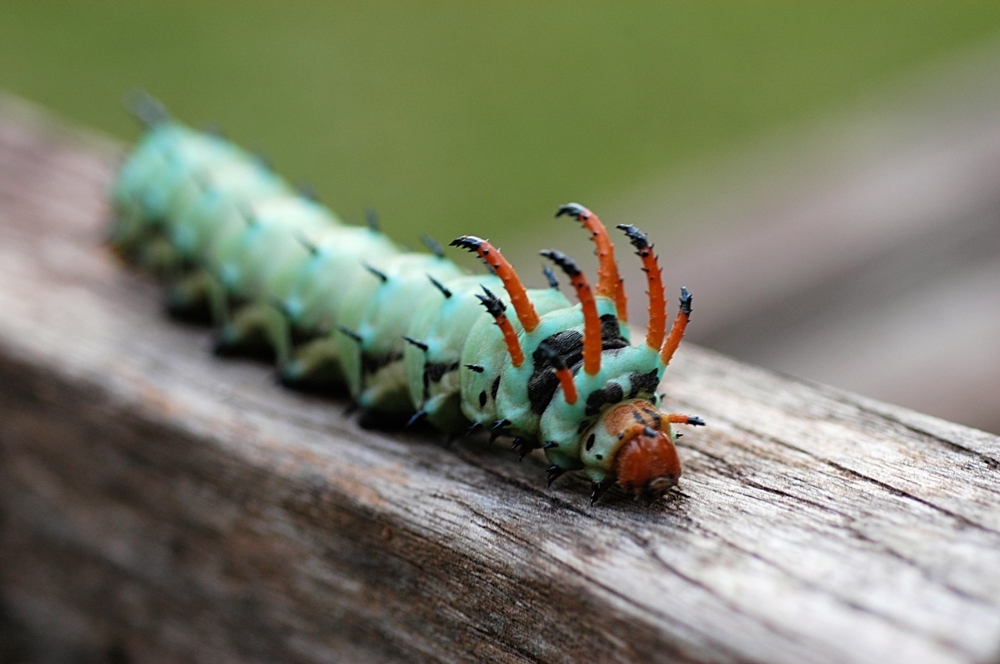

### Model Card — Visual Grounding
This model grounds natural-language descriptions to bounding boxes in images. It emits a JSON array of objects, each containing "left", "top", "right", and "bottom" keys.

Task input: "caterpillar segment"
[{"left": 110, "top": 95, "right": 704, "bottom": 503}]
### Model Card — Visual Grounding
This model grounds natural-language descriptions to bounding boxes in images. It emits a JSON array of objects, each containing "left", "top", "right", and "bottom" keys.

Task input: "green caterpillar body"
[{"left": 110, "top": 97, "right": 703, "bottom": 503}]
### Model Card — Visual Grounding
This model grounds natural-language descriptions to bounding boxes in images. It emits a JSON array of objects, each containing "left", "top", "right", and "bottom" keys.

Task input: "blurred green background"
[{"left": 3, "top": 1, "right": 1000, "bottom": 248}]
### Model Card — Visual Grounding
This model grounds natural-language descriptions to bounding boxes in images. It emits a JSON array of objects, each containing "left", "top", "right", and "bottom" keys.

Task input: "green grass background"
[{"left": 3, "top": 2, "right": 1000, "bottom": 247}]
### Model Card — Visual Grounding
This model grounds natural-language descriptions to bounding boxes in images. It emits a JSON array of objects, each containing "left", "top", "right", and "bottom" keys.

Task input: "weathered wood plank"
[{"left": 2, "top": 96, "right": 1000, "bottom": 664}]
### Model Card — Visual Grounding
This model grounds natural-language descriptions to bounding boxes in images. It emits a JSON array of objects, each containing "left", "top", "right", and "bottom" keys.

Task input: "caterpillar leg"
[
  {"left": 213, "top": 301, "right": 291, "bottom": 366},
  {"left": 280, "top": 336, "right": 345, "bottom": 390},
  {"left": 166, "top": 267, "right": 231, "bottom": 326},
  {"left": 166, "top": 269, "right": 229, "bottom": 324},
  {"left": 355, "top": 359, "right": 414, "bottom": 423},
  {"left": 138, "top": 233, "right": 181, "bottom": 276},
  {"left": 420, "top": 391, "right": 467, "bottom": 435}
]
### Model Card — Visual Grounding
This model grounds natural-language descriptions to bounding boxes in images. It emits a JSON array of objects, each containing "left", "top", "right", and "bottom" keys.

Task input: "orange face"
[{"left": 603, "top": 402, "right": 682, "bottom": 499}]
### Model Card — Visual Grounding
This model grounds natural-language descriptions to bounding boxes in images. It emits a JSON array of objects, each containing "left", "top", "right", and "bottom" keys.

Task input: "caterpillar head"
[
  {"left": 615, "top": 425, "right": 681, "bottom": 499},
  {"left": 594, "top": 400, "right": 682, "bottom": 500},
  {"left": 578, "top": 398, "right": 705, "bottom": 502}
]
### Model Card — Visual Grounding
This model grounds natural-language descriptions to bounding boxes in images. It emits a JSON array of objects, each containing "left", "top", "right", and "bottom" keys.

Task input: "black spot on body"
[
  {"left": 479, "top": 390, "right": 488, "bottom": 408},
  {"left": 585, "top": 433, "right": 596, "bottom": 451},
  {"left": 490, "top": 375, "right": 501, "bottom": 399}
]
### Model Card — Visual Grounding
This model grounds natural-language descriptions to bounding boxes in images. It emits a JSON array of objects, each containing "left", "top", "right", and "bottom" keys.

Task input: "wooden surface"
[{"left": 2, "top": 96, "right": 1000, "bottom": 664}]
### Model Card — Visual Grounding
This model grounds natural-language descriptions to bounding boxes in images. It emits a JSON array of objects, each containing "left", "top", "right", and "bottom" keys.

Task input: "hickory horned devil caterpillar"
[{"left": 109, "top": 93, "right": 705, "bottom": 505}]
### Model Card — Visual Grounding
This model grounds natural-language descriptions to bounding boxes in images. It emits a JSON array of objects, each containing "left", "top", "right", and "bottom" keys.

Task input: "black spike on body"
[
  {"left": 428, "top": 275, "right": 452, "bottom": 298},
  {"left": 476, "top": 286, "right": 507, "bottom": 319},
  {"left": 491, "top": 418, "right": 511, "bottom": 430},
  {"left": 464, "top": 363, "right": 485, "bottom": 373},
  {"left": 253, "top": 151, "right": 273, "bottom": 170},
  {"left": 679, "top": 287, "right": 693, "bottom": 316},
  {"left": 546, "top": 465, "right": 566, "bottom": 487},
  {"left": 420, "top": 234, "right": 445, "bottom": 258},
  {"left": 542, "top": 265, "right": 560, "bottom": 289},
  {"left": 192, "top": 173, "right": 213, "bottom": 194},
  {"left": 687, "top": 416, "right": 706, "bottom": 427},
  {"left": 268, "top": 296, "right": 292, "bottom": 318},
  {"left": 238, "top": 204, "right": 258, "bottom": 227},
  {"left": 406, "top": 409, "right": 428, "bottom": 428},
  {"left": 555, "top": 202, "right": 591, "bottom": 221},
  {"left": 295, "top": 233, "right": 319, "bottom": 256},
  {"left": 590, "top": 481, "right": 610, "bottom": 505},
  {"left": 123, "top": 89, "right": 169, "bottom": 128},
  {"left": 337, "top": 326, "right": 363, "bottom": 343},
  {"left": 616, "top": 223, "right": 650, "bottom": 251},
  {"left": 449, "top": 235, "right": 484, "bottom": 252},
  {"left": 539, "top": 250, "right": 581, "bottom": 277},
  {"left": 365, "top": 208, "right": 380, "bottom": 232},
  {"left": 403, "top": 336, "right": 429, "bottom": 352},
  {"left": 365, "top": 263, "right": 388, "bottom": 283},
  {"left": 298, "top": 182, "right": 319, "bottom": 201},
  {"left": 489, "top": 419, "right": 512, "bottom": 443},
  {"left": 543, "top": 440, "right": 558, "bottom": 449},
  {"left": 202, "top": 122, "right": 225, "bottom": 138},
  {"left": 464, "top": 421, "right": 483, "bottom": 437}
]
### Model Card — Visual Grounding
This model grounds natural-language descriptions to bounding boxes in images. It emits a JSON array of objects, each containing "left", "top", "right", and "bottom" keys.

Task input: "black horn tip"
[
  {"left": 450, "top": 235, "right": 484, "bottom": 251},
  {"left": 556, "top": 202, "right": 590, "bottom": 220}
]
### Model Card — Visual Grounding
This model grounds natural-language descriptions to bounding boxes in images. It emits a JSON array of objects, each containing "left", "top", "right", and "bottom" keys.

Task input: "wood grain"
[{"left": 2, "top": 96, "right": 999, "bottom": 664}]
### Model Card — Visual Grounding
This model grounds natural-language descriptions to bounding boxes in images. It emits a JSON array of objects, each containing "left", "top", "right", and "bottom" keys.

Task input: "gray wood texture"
[{"left": 2, "top": 96, "right": 1000, "bottom": 664}]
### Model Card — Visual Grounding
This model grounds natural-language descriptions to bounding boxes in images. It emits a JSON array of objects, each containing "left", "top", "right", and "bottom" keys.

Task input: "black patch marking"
[
  {"left": 421, "top": 361, "right": 457, "bottom": 400},
  {"left": 585, "top": 433, "right": 596, "bottom": 451},
  {"left": 479, "top": 390, "right": 488, "bottom": 408},
  {"left": 361, "top": 350, "right": 403, "bottom": 378},
  {"left": 585, "top": 382, "right": 624, "bottom": 417},
  {"left": 526, "top": 314, "right": 628, "bottom": 415},
  {"left": 628, "top": 369, "right": 661, "bottom": 399}
]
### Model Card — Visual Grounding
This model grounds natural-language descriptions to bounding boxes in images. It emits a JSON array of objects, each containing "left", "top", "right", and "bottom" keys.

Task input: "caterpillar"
[{"left": 109, "top": 93, "right": 704, "bottom": 504}]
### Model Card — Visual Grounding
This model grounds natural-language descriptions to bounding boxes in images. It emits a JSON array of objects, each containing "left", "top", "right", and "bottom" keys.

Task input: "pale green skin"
[
  {"left": 110, "top": 124, "right": 251, "bottom": 268},
  {"left": 335, "top": 253, "right": 465, "bottom": 414},
  {"left": 111, "top": 119, "right": 676, "bottom": 485}
]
